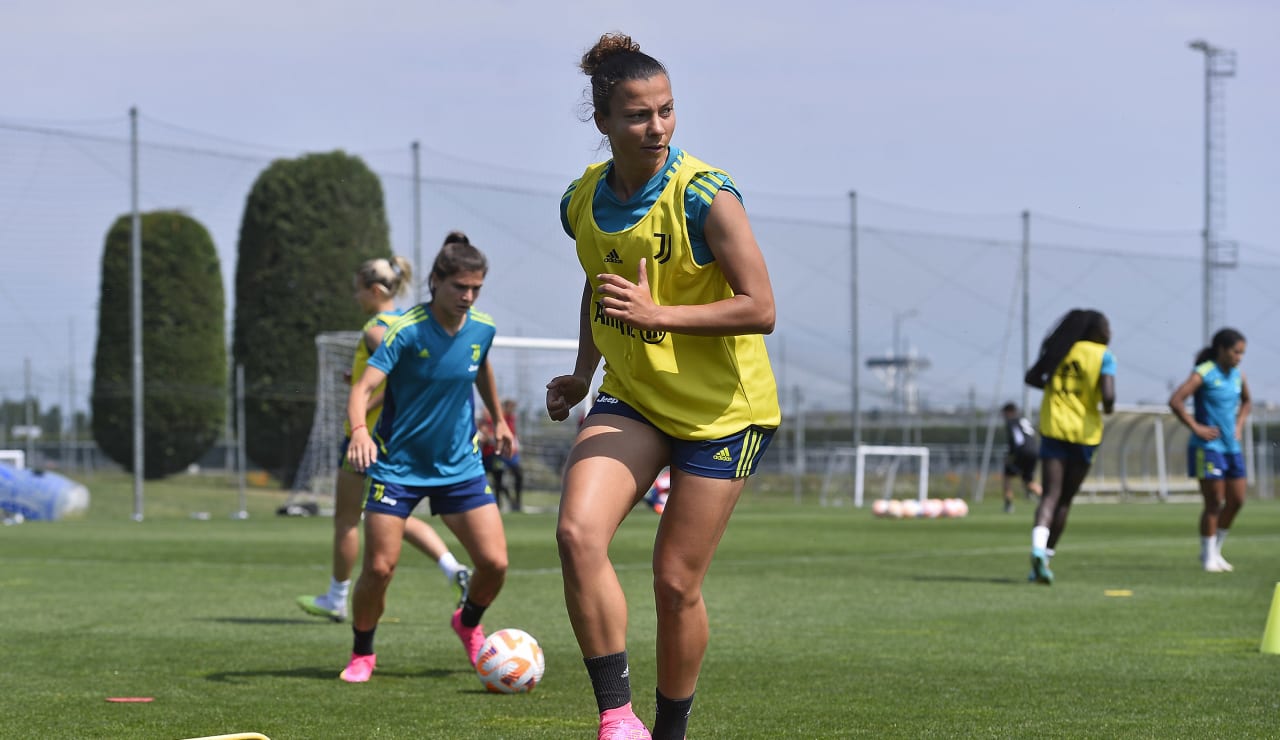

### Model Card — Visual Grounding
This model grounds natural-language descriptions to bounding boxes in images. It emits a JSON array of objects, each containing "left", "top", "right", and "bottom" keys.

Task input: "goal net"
[{"left": 287, "top": 331, "right": 582, "bottom": 513}]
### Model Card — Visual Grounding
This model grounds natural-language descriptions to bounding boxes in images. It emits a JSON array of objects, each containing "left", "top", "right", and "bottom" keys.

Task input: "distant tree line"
[{"left": 0, "top": 400, "right": 88, "bottom": 444}]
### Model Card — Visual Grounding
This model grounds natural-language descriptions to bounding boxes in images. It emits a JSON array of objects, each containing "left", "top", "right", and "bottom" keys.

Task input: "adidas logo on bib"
[{"left": 603, "top": 249, "right": 623, "bottom": 264}]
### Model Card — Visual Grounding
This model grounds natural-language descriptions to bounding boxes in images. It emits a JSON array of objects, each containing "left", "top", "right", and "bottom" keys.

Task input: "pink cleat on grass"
[
  {"left": 451, "top": 608, "right": 486, "bottom": 667},
  {"left": 598, "top": 703, "right": 651, "bottom": 740},
  {"left": 339, "top": 652, "right": 376, "bottom": 683}
]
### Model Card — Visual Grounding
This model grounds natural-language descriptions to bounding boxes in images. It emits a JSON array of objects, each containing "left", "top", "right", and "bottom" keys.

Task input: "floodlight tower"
[
  {"left": 1188, "top": 39, "right": 1237, "bottom": 345},
  {"left": 866, "top": 310, "right": 930, "bottom": 414}
]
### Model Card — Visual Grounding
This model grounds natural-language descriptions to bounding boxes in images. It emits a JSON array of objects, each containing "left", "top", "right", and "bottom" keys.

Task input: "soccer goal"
[
  {"left": 819, "top": 445, "right": 930, "bottom": 507},
  {"left": 287, "top": 331, "right": 581, "bottom": 514}
]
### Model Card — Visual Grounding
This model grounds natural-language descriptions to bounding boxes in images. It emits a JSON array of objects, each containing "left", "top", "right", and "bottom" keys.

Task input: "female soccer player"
[
  {"left": 1168, "top": 328, "right": 1251, "bottom": 572},
  {"left": 296, "top": 253, "right": 471, "bottom": 623},
  {"left": 1023, "top": 309, "right": 1116, "bottom": 585},
  {"left": 546, "top": 32, "right": 780, "bottom": 740},
  {"left": 339, "top": 235, "right": 512, "bottom": 683}
]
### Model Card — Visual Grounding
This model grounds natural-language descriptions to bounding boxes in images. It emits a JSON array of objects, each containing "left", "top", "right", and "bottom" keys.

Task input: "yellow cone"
[{"left": 1262, "top": 583, "right": 1280, "bottom": 655}]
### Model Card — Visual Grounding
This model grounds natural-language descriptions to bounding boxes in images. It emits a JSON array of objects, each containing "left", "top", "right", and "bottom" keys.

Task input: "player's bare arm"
[
  {"left": 597, "top": 190, "right": 774, "bottom": 337},
  {"left": 346, "top": 365, "right": 384, "bottom": 471}
]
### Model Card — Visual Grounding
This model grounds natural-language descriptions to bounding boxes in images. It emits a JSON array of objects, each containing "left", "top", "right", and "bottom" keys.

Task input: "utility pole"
[
  {"left": 849, "top": 191, "right": 860, "bottom": 448},
  {"left": 412, "top": 141, "right": 423, "bottom": 304},
  {"left": 129, "top": 106, "right": 145, "bottom": 521},
  {"left": 1188, "top": 39, "right": 1237, "bottom": 344},
  {"left": 1020, "top": 210, "right": 1030, "bottom": 415}
]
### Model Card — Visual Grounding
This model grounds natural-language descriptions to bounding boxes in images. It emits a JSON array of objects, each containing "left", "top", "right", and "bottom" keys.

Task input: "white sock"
[
  {"left": 1045, "top": 548, "right": 1056, "bottom": 560},
  {"left": 327, "top": 577, "right": 350, "bottom": 604},
  {"left": 1215, "top": 529, "right": 1229, "bottom": 547},
  {"left": 437, "top": 552, "right": 466, "bottom": 581},
  {"left": 1200, "top": 537, "right": 1214, "bottom": 563},
  {"left": 1032, "top": 526, "right": 1050, "bottom": 552}
]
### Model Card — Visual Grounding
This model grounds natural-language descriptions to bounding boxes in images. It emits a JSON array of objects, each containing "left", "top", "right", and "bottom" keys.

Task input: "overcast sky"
[{"left": 2, "top": 0, "right": 1276, "bottom": 419}]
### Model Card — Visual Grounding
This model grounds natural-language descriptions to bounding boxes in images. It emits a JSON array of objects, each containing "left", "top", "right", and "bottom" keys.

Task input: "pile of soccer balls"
[
  {"left": 870, "top": 497, "right": 969, "bottom": 519},
  {"left": 475, "top": 628, "right": 546, "bottom": 694}
]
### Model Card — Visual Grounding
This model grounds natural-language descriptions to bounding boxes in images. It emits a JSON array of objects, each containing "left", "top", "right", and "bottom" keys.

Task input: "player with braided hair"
[{"left": 1025, "top": 309, "right": 1116, "bottom": 585}]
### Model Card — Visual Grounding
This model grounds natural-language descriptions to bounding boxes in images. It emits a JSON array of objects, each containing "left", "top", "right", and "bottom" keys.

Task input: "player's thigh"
[
  {"left": 334, "top": 469, "right": 366, "bottom": 527},
  {"left": 1224, "top": 475, "right": 1247, "bottom": 504},
  {"left": 559, "top": 414, "right": 668, "bottom": 536},
  {"left": 1040, "top": 457, "right": 1065, "bottom": 498},
  {"left": 362, "top": 511, "right": 407, "bottom": 571},
  {"left": 653, "top": 472, "right": 747, "bottom": 579},
  {"left": 1199, "top": 477, "right": 1225, "bottom": 504},
  {"left": 442, "top": 503, "right": 508, "bottom": 570}
]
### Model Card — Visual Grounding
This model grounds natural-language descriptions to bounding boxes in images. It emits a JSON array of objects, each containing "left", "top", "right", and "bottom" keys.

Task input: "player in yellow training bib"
[
  {"left": 546, "top": 31, "right": 781, "bottom": 740},
  {"left": 1023, "top": 308, "right": 1116, "bottom": 585}
]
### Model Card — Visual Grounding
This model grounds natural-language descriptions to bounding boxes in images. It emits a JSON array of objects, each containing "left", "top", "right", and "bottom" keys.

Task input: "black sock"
[
  {"left": 583, "top": 651, "right": 632, "bottom": 713},
  {"left": 460, "top": 598, "right": 487, "bottom": 628},
  {"left": 352, "top": 626, "right": 376, "bottom": 656},
  {"left": 652, "top": 689, "right": 694, "bottom": 740}
]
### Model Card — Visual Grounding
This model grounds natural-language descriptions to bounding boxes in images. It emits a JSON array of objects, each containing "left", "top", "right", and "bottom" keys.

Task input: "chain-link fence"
[{"left": 2, "top": 115, "right": 1277, "bottom": 493}]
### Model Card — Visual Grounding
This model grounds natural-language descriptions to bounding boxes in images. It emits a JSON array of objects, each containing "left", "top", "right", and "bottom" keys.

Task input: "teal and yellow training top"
[{"left": 563, "top": 147, "right": 780, "bottom": 440}]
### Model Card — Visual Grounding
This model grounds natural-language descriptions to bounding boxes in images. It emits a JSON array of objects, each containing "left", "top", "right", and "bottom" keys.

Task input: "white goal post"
[
  {"left": 820, "top": 445, "right": 930, "bottom": 508},
  {"left": 287, "top": 331, "right": 580, "bottom": 513}
]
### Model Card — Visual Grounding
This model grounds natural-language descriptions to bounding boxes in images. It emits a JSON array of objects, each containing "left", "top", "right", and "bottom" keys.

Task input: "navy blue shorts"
[
  {"left": 363, "top": 474, "right": 494, "bottom": 517},
  {"left": 586, "top": 392, "right": 775, "bottom": 479},
  {"left": 1188, "top": 448, "right": 1246, "bottom": 480},
  {"left": 1039, "top": 436, "right": 1097, "bottom": 465}
]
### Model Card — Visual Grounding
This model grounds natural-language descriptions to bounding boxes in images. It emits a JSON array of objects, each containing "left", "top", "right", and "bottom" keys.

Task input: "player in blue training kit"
[
  {"left": 339, "top": 234, "right": 513, "bottom": 683},
  {"left": 296, "top": 255, "right": 471, "bottom": 624},
  {"left": 1169, "top": 328, "right": 1251, "bottom": 572}
]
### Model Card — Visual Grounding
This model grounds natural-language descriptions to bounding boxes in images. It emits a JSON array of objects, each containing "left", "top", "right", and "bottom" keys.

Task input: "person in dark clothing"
[{"left": 1001, "top": 402, "right": 1041, "bottom": 514}]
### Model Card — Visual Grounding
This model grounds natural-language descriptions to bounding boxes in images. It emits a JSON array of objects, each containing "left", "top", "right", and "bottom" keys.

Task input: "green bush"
[
  {"left": 232, "top": 151, "right": 391, "bottom": 485},
  {"left": 91, "top": 211, "right": 227, "bottom": 478}
]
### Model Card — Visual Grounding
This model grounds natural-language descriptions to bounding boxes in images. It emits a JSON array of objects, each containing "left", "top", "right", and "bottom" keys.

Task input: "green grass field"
[{"left": 3, "top": 472, "right": 1279, "bottom": 739}]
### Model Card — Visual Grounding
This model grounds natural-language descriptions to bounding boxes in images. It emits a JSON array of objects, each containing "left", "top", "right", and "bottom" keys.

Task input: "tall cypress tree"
[
  {"left": 91, "top": 210, "right": 227, "bottom": 478},
  {"left": 233, "top": 151, "right": 391, "bottom": 485}
]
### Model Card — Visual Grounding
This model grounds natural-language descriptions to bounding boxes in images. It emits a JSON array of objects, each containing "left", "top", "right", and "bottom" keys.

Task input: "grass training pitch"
[{"left": 3, "top": 472, "right": 1279, "bottom": 738}]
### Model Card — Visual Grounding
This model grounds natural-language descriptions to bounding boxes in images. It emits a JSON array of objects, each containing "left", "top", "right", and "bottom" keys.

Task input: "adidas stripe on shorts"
[{"left": 586, "top": 392, "right": 775, "bottom": 479}]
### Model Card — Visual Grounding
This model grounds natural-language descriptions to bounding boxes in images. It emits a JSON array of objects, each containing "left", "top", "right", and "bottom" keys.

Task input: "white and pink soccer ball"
[{"left": 475, "top": 628, "right": 546, "bottom": 694}]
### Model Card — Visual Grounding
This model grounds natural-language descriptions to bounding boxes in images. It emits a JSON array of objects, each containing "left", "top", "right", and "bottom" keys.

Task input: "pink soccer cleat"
[
  {"left": 339, "top": 652, "right": 376, "bottom": 683},
  {"left": 451, "top": 608, "right": 486, "bottom": 667},
  {"left": 598, "top": 703, "right": 651, "bottom": 740}
]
